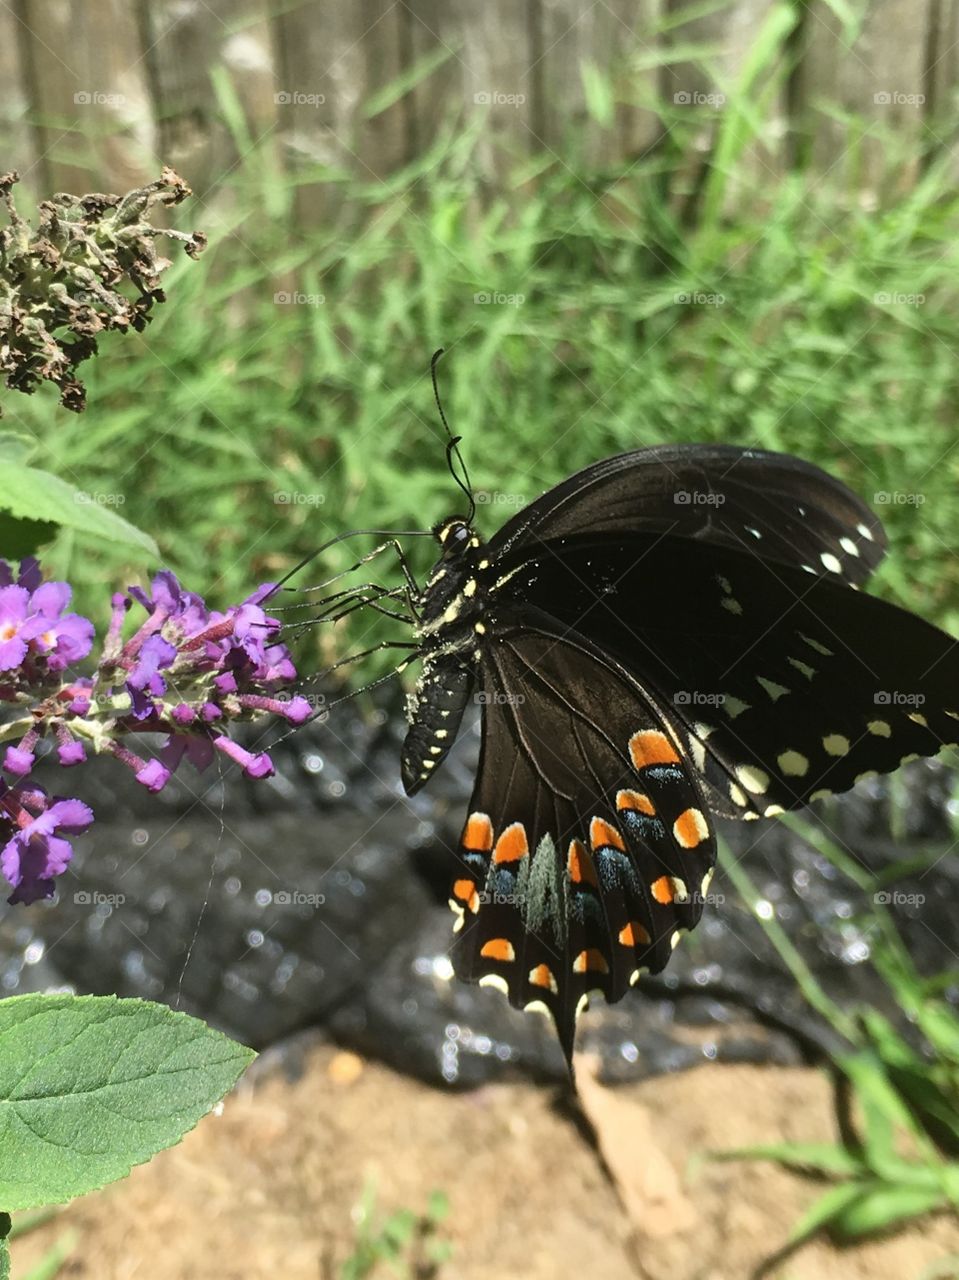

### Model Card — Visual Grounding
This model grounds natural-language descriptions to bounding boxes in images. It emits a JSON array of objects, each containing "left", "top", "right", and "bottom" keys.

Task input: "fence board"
[
  {"left": 218, "top": 0, "right": 278, "bottom": 144},
  {"left": 13, "top": 0, "right": 85, "bottom": 194},
  {"left": 3, "top": 0, "right": 959, "bottom": 210},
  {"left": 926, "top": 0, "right": 959, "bottom": 126},
  {"left": 136, "top": 0, "right": 258, "bottom": 195},
  {"left": 271, "top": 0, "right": 407, "bottom": 225},
  {"left": 403, "top": 0, "right": 466, "bottom": 159},
  {"left": 795, "top": 0, "right": 933, "bottom": 197},
  {"left": 14, "top": 0, "right": 150, "bottom": 195},
  {"left": 0, "top": 6, "right": 32, "bottom": 181},
  {"left": 449, "top": 0, "right": 539, "bottom": 179},
  {"left": 536, "top": 0, "right": 663, "bottom": 168},
  {"left": 658, "top": 0, "right": 788, "bottom": 215}
]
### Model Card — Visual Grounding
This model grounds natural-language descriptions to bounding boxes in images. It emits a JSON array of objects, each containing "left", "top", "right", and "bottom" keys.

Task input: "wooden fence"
[{"left": 0, "top": 0, "right": 954, "bottom": 210}]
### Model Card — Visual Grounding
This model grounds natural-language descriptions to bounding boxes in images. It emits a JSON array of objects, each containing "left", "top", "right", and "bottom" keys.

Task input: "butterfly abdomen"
[{"left": 401, "top": 659, "right": 474, "bottom": 795}]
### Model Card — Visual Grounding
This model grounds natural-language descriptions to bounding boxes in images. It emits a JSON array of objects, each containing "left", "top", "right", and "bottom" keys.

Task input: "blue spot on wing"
[
  {"left": 642, "top": 764, "right": 685, "bottom": 785},
  {"left": 596, "top": 847, "right": 643, "bottom": 895},
  {"left": 620, "top": 809, "right": 667, "bottom": 843}
]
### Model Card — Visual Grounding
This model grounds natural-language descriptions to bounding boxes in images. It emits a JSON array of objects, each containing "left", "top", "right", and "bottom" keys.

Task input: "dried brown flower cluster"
[{"left": 0, "top": 166, "right": 207, "bottom": 414}]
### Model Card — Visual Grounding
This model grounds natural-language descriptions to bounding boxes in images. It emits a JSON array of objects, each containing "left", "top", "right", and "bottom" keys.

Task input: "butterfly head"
[{"left": 432, "top": 516, "right": 481, "bottom": 557}]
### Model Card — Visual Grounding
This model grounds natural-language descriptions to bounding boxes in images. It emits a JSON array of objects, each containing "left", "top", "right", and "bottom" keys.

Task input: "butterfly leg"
[{"left": 280, "top": 583, "right": 415, "bottom": 623}]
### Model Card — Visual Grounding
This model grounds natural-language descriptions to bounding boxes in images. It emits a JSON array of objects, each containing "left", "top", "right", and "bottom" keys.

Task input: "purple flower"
[
  {"left": 4, "top": 745, "right": 36, "bottom": 776},
  {"left": 160, "top": 733, "right": 214, "bottom": 774},
  {"left": 0, "top": 579, "right": 93, "bottom": 674},
  {"left": 0, "top": 585, "right": 33, "bottom": 671},
  {"left": 126, "top": 632, "right": 177, "bottom": 717},
  {"left": 57, "top": 739, "right": 87, "bottom": 767},
  {"left": 0, "top": 561, "right": 306, "bottom": 904},
  {"left": 0, "top": 793, "right": 93, "bottom": 905},
  {"left": 213, "top": 736, "right": 274, "bottom": 778}
]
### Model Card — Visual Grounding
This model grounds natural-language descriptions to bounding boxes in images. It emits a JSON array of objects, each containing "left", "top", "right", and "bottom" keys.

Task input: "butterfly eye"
[{"left": 453, "top": 524, "right": 469, "bottom": 543}]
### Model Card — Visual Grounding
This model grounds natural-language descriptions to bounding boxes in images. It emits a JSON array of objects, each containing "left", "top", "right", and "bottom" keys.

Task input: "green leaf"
[
  {"left": 22, "top": 1233, "right": 76, "bottom": 1280},
  {"left": 427, "top": 1189, "right": 449, "bottom": 1222},
  {"left": 0, "top": 433, "right": 36, "bottom": 464},
  {"left": 0, "top": 1236, "right": 7, "bottom": 1280},
  {"left": 788, "top": 1181, "right": 870, "bottom": 1244},
  {"left": 0, "top": 463, "right": 158, "bottom": 558},
  {"left": 832, "top": 1184, "right": 947, "bottom": 1239},
  {"left": 0, "top": 993, "right": 255, "bottom": 1210},
  {"left": 716, "top": 1142, "right": 866, "bottom": 1178},
  {"left": 362, "top": 43, "right": 457, "bottom": 120},
  {"left": 0, "top": 513, "right": 58, "bottom": 559},
  {"left": 580, "top": 61, "right": 615, "bottom": 128}
]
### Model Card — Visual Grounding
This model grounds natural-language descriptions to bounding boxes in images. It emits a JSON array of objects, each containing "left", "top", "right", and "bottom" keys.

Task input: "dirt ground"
[{"left": 12, "top": 1044, "right": 959, "bottom": 1280}]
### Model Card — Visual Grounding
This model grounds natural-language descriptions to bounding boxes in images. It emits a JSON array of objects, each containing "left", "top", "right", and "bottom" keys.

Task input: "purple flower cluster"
[
  {"left": 0, "top": 557, "right": 94, "bottom": 685},
  {"left": 0, "top": 560, "right": 311, "bottom": 904}
]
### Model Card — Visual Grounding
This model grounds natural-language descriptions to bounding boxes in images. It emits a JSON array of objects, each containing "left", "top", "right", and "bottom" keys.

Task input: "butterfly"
[{"left": 389, "top": 392, "right": 959, "bottom": 1067}]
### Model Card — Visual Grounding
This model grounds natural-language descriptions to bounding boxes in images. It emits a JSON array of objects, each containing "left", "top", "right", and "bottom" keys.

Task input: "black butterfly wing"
[
  {"left": 481, "top": 532, "right": 959, "bottom": 822},
  {"left": 451, "top": 619, "right": 717, "bottom": 1063},
  {"left": 490, "top": 445, "right": 886, "bottom": 588}
]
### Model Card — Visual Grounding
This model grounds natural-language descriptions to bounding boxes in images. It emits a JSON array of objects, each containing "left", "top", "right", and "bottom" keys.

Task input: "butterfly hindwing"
[{"left": 449, "top": 624, "right": 717, "bottom": 1061}]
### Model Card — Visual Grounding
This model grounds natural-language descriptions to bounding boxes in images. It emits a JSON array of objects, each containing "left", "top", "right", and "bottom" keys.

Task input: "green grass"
[
  {"left": 341, "top": 1184, "right": 451, "bottom": 1280},
  {"left": 719, "top": 824, "right": 959, "bottom": 1265},
  {"left": 4, "top": 66, "right": 959, "bottom": 671}
]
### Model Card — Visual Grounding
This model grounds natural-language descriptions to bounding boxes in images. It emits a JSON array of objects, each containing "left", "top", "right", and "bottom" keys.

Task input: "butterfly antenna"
[{"left": 431, "top": 348, "right": 476, "bottom": 523}]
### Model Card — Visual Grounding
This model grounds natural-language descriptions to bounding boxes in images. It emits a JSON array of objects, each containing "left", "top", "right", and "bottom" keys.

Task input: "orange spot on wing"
[
  {"left": 567, "top": 838, "right": 599, "bottom": 886},
  {"left": 529, "top": 963, "right": 558, "bottom": 993},
  {"left": 493, "top": 822, "right": 529, "bottom": 864},
  {"left": 590, "top": 816, "right": 626, "bottom": 852},
  {"left": 651, "top": 875, "right": 674, "bottom": 905},
  {"left": 673, "top": 807, "right": 709, "bottom": 849},
  {"left": 616, "top": 789, "right": 656, "bottom": 816},
  {"left": 453, "top": 879, "right": 479, "bottom": 912},
  {"left": 573, "top": 948, "right": 609, "bottom": 974},
  {"left": 462, "top": 812, "right": 493, "bottom": 852},
  {"left": 480, "top": 937, "right": 515, "bottom": 962},
  {"left": 619, "top": 921, "right": 651, "bottom": 947},
  {"left": 629, "top": 729, "right": 681, "bottom": 770}
]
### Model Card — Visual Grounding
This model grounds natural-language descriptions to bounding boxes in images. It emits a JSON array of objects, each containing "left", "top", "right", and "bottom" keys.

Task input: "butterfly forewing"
[
  {"left": 490, "top": 445, "right": 886, "bottom": 588},
  {"left": 483, "top": 533, "right": 959, "bottom": 823}
]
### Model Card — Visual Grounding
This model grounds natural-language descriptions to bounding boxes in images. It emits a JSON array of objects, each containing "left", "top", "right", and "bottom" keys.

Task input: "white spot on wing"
[{"left": 735, "top": 765, "right": 770, "bottom": 795}]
